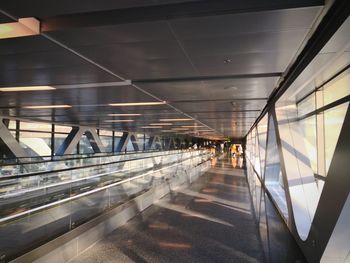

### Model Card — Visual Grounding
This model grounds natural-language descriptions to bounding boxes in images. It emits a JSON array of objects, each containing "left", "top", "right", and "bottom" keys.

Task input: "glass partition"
[{"left": 0, "top": 149, "right": 211, "bottom": 261}]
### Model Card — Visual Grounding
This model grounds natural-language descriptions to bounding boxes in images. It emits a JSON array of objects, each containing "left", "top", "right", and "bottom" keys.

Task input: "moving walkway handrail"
[
  {"left": 0, "top": 149, "right": 165, "bottom": 167},
  {"left": 0, "top": 149, "right": 184, "bottom": 178},
  {"left": 0, "top": 149, "right": 202, "bottom": 181},
  {"left": 0, "top": 150, "right": 210, "bottom": 224}
]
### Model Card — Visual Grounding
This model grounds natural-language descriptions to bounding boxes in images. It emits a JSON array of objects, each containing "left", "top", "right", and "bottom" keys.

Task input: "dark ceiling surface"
[{"left": 0, "top": 1, "right": 324, "bottom": 139}]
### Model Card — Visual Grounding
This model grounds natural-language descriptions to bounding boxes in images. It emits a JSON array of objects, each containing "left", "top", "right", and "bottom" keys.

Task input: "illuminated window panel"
[
  {"left": 324, "top": 102, "right": 349, "bottom": 174},
  {"left": 323, "top": 71, "right": 350, "bottom": 106}
]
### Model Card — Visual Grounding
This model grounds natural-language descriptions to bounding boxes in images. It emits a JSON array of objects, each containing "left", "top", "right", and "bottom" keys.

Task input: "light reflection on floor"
[
  {"left": 72, "top": 157, "right": 266, "bottom": 263},
  {"left": 158, "top": 241, "right": 192, "bottom": 250}
]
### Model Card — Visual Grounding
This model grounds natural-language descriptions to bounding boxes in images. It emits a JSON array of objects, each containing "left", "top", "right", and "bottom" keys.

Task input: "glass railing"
[
  {"left": 0, "top": 149, "right": 211, "bottom": 261},
  {"left": 0, "top": 149, "right": 183, "bottom": 177}
]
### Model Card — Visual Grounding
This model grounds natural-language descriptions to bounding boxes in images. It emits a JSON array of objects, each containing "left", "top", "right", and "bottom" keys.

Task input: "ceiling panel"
[
  {"left": 171, "top": 100, "right": 265, "bottom": 112},
  {"left": 0, "top": 0, "right": 200, "bottom": 18},
  {"left": 139, "top": 77, "right": 278, "bottom": 100},
  {"left": 169, "top": 7, "right": 321, "bottom": 38},
  {"left": 0, "top": 3, "right": 324, "bottom": 139},
  {"left": 0, "top": 36, "right": 121, "bottom": 86},
  {"left": 0, "top": 12, "right": 14, "bottom": 23},
  {"left": 0, "top": 85, "right": 162, "bottom": 108},
  {"left": 191, "top": 111, "right": 260, "bottom": 119}
]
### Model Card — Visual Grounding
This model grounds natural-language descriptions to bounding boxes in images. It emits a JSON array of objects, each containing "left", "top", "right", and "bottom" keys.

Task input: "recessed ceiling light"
[
  {"left": 23, "top": 105, "right": 71, "bottom": 109},
  {"left": 108, "top": 113, "right": 142, "bottom": 116},
  {"left": 0, "top": 86, "right": 55, "bottom": 92},
  {"left": 109, "top": 101, "right": 166, "bottom": 106},
  {"left": 141, "top": 126, "right": 162, "bottom": 129},
  {"left": 159, "top": 118, "right": 192, "bottom": 122},
  {"left": 150, "top": 123, "right": 172, "bottom": 126},
  {"left": 104, "top": 120, "right": 134, "bottom": 123}
]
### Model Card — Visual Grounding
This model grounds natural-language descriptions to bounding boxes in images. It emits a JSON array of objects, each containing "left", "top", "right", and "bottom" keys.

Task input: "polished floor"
[{"left": 72, "top": 157, "right": 304, "bottom": 263}]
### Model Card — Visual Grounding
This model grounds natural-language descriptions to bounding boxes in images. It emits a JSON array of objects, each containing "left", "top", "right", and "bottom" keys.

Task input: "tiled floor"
[{"left": 71, "top": 158, "right": 276, "bottom": 263}]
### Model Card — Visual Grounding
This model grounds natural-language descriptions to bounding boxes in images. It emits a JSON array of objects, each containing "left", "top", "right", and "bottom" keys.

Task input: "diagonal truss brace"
[
  {"left": 56, "top": 126, "right": 106, "bottom": 155},
  {"left": 115, "top": 132, "right": 141, "bottom": 152},
  {"left": 0, "top": 118, "right": 27, "bottom": 158},
  {"left": 147, "top": 136, "right": 162, "bottom": 151}
]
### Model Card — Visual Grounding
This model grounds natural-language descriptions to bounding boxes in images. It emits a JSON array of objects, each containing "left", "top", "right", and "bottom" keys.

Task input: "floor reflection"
[{"left": 72, "top": 158, "right": 306, "bottom": 263}]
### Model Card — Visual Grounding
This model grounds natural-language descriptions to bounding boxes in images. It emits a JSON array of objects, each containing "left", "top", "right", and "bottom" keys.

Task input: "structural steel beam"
[
  {"left": 147, "top": 136, "right": 162, "bottom": 151},
  {"left": 56, "top": 127, "right": 106, "bottom": 155},
  {"left": 304, "top": 104, "right": 350, "bottom": 262},
  {"left": 115, "top": 132, "right": 128, "bottom": 152},
  {"left": 115, "top": 132, "right": 141, "bottom": 152},
  {"left": 0, "top": 118, "right": 27, "bottom": 158},
  {"left": 84, "top": 130, "right": 107, "bottom": 153},
  {"left": 41, "top": 0, "right": 323, "bottom": 31},
  {"left": 164, "top": 138, "right": 176, "bottom": 150}
]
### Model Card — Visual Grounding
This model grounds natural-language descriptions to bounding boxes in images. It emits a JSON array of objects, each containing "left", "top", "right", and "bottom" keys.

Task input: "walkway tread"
[{"left": 72, "top": 158, "right": 264, "bottom": 263}]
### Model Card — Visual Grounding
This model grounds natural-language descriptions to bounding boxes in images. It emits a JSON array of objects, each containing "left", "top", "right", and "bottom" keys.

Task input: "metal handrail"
[
  {"left": 0, "top": 149, "right": 202, "bottom": 181},
  {"left": 0, "top": 149, "right": 164, "bottom": 167}
]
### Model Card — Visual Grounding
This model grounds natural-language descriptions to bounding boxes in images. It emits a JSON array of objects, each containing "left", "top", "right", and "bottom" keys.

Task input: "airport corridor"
[{"left": 72, "top": 157, "right": 265, "bottom": 263}]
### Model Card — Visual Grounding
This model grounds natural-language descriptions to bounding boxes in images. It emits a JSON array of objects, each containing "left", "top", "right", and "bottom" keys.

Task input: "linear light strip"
[
  {"left": 23, "top": 105, "right": 71, "bottom": 109},
  {"left": 104, "top": 120, "right": 134, "bottom": 123},
  {"left": 0, "top": 86, "right": 55, "bottom": 92},
  {"left": 150, "top": 123, "right": 172, "bottom": 126},
  {"left": 108, "top": 113, "right": 142, "bottom": 116},
  {"left": 109, "top": 101, "right": 166, "bottom": 106},
  {"left": 159, "top": 118, "right": 192, "bottom": 121}
]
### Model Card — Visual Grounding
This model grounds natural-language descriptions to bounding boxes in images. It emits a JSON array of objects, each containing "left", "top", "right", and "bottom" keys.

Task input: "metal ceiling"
[{"left": 0, "top": 0, "right": 325, "bottom": 138}]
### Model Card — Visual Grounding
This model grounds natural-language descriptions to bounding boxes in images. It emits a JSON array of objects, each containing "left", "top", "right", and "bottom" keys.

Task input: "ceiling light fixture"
[
  {"left": 0, "top": 18, "right": 40, "bottom": 39},
  {"left": 109, "top": 101, "right": 166, "bottom": 106},
  {"left": 104, "top": 120, "right": 134, "bottom": 123},
  {"left": 23, "top": 105, "right": 71, "bottom": 109},
  {"left": 0, "top": 86, "right": 55, "bottom": 92},
  {"left": 150, "top": 123, "right": 172, "bottom": 126},
  {"left": 108, "top": 113, "right": 142, "bottom": 116},
  {"left": 159, "top": 118, "right": 192, "bottom": 122},
  {"left": 141, "top": 126, "right": 162, "bottom": 129}
]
